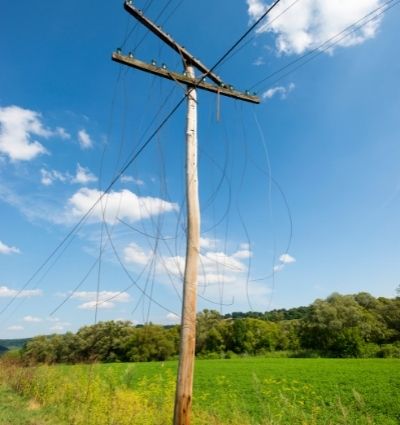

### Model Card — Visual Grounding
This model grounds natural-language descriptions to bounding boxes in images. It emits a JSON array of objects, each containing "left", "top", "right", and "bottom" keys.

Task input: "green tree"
[
  {"left": 301, "top": 293, "right": 390, "bottom": 356},
  {"left": 125, "top": 325, "right": 178, "bottom": 362},
  {"left": 196, "top": 309, "right": 223, "bottom": 353}
]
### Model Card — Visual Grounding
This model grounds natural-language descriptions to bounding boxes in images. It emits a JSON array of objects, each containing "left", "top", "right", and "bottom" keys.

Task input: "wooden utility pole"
[
  {"left": 112, "top": 2, "right": 259, "bottom": 424},
  {"left": 173, "top": 64, "right": 199, "bottom": 425}
]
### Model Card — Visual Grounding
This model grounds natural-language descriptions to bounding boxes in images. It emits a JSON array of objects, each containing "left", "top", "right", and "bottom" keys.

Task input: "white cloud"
[
  {"left": 121, "top": 175, "right": 145, "bottom": 185},
  {"left": 78, "top": 129, "right": 93, "bottom": 149},
  {"left": 273, "top": 264, "right": 285, "bottom": 272},
  {"left": 72, "top": 163, "right": 97, "bottom": 184},
  {"left": 70, "top": 290, "right": 130, "bottom": 310},
  {"left": 40, "top": 168, "right": 68, "bottom": 186},
  {"left": 0, "top": 105, "right": 49, "bottom": 161},
  {"left": 199, "top": 237, "right": 218, "bottom": 249},
  {"left": 166, "top": 312, "right": 180, "bottom": 323},
  {"left": 201, "top": 251, "right": 247, "bottom": 273},
  {"left": 279, "top": 253, "right": 296, "bottom": 264},
  {"left": 49, "top": 321, "right": 71, "bottom": 332},
  {"left": 0, "top": 286, "right": 42, "bottom": 298},
  {"left": 247, "top": 0, "right": 385, "bottom": 55},
  {"left": 233, "top": 249, "right": 252, "bottom": 259},
  {"left": 7, "top": 325, "right": 24, "bottom": 331},
  {"left": 66, "top": 188, "right": 178, "bottom": 224},
  {"left": 124, "top": 243, "right": 250, "bottom": 282},
  {"left": 124, "top": 241, "right": 274, "bottom": 309},
  {"left": 50, "top": 324, "right": 66, "bottom": 331},
  {"left": 124, "top": 242, "right": 152, "bottom": 266},
  {"left": 55, "top": 127, "right": 71, "bottom": 140},
  {"left": 198, "top": 273, "right": 235, "bottom": 284},
  {"left": 71, "top": 291, "right": 130, "bottom": 302},
  {"left": 23, "top": 315, "right": 42, "bottom": 323},
  {"left": 0, "top": 240, "right": 20, "bottom": 255},
  {"left": 40, "top": 163, "right": 97, "bottom": 186},
  {"left": 273, "top": 253, "right": 296, "bottom": 273},
  {"left": 79, "top": 301, "right": 115, "bottom": 310},
  {"left": 262, "top": 83, "right": 295, "bottom": 100}
]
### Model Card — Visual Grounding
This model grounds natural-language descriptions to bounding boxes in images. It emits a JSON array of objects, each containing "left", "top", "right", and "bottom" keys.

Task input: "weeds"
[{"left": 0, "top": 358, "right": 398, "bottom": 424}]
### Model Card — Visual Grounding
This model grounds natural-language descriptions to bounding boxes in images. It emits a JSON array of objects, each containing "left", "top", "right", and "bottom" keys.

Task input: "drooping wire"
[
  {"left": 252, "top": 108, "right": 278, "bottom": 309},
  {"left": 1, "top": 0, "right": 284, "bottom": 318}
]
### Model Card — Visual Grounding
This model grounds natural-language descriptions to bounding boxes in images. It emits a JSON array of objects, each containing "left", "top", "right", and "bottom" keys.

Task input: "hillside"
[{"left": 0, "top": 338, "right": 30, "bottom": 351}]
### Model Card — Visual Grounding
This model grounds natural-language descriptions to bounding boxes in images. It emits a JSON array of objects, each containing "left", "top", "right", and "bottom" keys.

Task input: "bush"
[
  {"left": 359, "top": 343, "right": 381, "bottom": 358},
  {"left": 378, "top": 342, "right": 400, "bottom": 358}
]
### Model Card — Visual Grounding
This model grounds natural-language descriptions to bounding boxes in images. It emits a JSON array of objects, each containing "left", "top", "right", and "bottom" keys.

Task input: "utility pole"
[
  {"left": 173, "top": 63, "right": 199, "bottom": 424},
  {"left": 112, "top": 2, "right": 259, "bottom": 424}
]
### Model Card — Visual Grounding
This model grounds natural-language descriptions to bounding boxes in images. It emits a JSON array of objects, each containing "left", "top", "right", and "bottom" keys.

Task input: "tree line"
[{"left": 15, "top": 292, "right": 400, "bottom": 364}]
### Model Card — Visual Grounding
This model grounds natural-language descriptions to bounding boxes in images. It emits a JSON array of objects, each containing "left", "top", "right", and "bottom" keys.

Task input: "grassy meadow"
[{"left": 1, "top": 358, "right": 399, "bottom": 424}]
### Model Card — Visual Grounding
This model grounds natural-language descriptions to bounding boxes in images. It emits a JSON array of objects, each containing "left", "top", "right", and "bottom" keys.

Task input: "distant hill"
[
  {"left": 0, "top": 338, "right": 30, "bottom": 351},
  {"left": 0, "top": 345, "right": 8, "bottom": 355}
]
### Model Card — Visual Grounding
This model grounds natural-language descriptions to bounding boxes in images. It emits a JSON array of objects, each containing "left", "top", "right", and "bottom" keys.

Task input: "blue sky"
[{"left": 1, "top": 0, "right": 399, "bottom": 338}]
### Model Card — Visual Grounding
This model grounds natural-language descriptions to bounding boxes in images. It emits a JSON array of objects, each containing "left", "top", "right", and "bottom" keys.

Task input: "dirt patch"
[{"left": 27, "top": 399, "right": 41, "bottom": 411}]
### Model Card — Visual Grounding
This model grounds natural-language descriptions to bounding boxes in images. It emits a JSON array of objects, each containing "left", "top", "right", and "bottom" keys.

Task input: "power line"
[
  {"left": 0, "top": 0, "right": 283, "bottom": 318},
  {"left": 216, "top": 0, "right": 302, "bottom": 71},
  {"left": 199, "top": 0, "right": 283, "bottom": 83},
  {"left": 251, "top": 0, "right": 399, "bottom": 91},
  {"left": 120, "top": 0, "right": 156, "bottom": 48},
  {"left": 132, "top": 0, "right": 183, "bottom": 53}
]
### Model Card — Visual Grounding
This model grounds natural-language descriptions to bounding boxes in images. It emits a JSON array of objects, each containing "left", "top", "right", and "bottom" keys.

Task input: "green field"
[{"left": 1, "top": 358, "right": 399, "bottom": 424}]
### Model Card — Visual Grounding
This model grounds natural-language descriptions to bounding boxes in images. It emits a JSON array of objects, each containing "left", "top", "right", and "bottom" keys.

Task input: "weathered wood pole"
[{"left": 173, "top": 63, "right": 200, "bottom": 425}]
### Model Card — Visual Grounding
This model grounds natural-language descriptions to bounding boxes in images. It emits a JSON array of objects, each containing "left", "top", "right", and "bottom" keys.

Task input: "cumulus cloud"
[
  {"left": 0, "top": 240, "right": 20, "bottom": 255},
  {"left": 55, "top": 127, "right": 71, "bottom": 140},
  {"left": 273, "top": 253, "right": 296, "bottom": 273},
  {"left": 23, "top": 315, "right": 42, "bottom": 323},
  {"left": 72, "top": 163, "right": 97, "bottom": 184},
  {"left": 124, "top": 242, "right": 152, "bottom": 266},
  {"left": 78, "top": 129, "right": 93, "bottom": 149},
  {"left": 0, "top": 105, "right": 50, "bottom": 161},
  {"left": 279, "top": 253, "right": 296, "bottom": 264},
  {"left": 247, "top": 0, "right": 385, "bottom": 55},
  {"left": 79, "top": 301, "right": 115, "bottom": 310},
  {"left": 120, "top": 175, "right": 145, "bottom": 185},
  {"left": 233, "top": 248, "right": 253, "bottom": 259},
  {"left": 199, "top": 237, "right": 218, "bottom": 249},
  {"left": 262, "top": 83, "right": 295, "bottom": 100},
  {"left": 0, "top": 286, "right": 42, "bottom": 298},
  {"left": 40, "top": 163, "right": 97, "bottom": 186},
  {"left": 40, "top": 168, "right": 68, "bottom": 186},
  {"left": 198, "top": 273, "right": 235, "bottom": 284},
  {"left": 123, "top": 241, "right": 274, "bottom": 309},
  {"left": 124, "top": 243, "right": 250, "bottom": 283},
  {"left": 50, "top": 322, "right": 71, "bottom": 332},
  {"left": 66, "top": 188, "right": 178, "bottom": 224},
  {"left": 70, "top": 290, "right": 130, "bottom": 310},
  {"left": 166, "top": 312, "right": 180, "bottom": 323}
]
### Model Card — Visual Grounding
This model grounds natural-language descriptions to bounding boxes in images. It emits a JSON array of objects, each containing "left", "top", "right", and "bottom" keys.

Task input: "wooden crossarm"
[
  {"left": 124, "top": 0, "right": 223, "bottom": 86},
  {"left": 112, "top": 52, "right": 260, "bottom": 104}
]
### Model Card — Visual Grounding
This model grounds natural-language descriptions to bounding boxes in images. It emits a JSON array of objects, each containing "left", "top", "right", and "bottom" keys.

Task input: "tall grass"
[
  {"left": 0, "top": 358, "right": 393, "bottom": 424},
  {"left": 0, "top": 361, "right": 177, "bottom": 425}
]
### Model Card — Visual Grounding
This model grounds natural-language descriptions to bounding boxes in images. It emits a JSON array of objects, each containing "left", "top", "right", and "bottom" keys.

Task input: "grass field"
[
  {"left": 1, "top": 358, "right": 399, "bottom": 424},
  {"left": 0, "top": 384, "right": 56, "bottom": 425}
]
